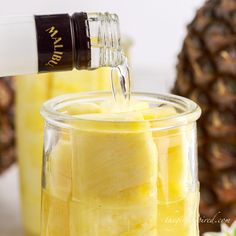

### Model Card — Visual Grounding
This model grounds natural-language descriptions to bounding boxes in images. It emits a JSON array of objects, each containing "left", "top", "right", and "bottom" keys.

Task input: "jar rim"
[{"left": 41, "top": 91, "right": 201, "bottom": 130}]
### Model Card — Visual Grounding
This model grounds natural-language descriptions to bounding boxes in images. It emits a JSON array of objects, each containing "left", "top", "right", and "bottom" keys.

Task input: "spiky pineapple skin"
[
  {"left": 173, "top": 0, "right": 236, "bottom": 234},
  {"left": 0, "top": 77, "right": 15, "bottom": 174}
]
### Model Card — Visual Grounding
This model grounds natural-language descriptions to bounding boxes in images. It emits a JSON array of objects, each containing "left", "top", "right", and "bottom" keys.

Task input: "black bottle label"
[
  {"left": 72, "top": 13, "right": 91, "bottom": 69},
  {"left": 35, "top": 14, "right": 73, "bottom": 72}
]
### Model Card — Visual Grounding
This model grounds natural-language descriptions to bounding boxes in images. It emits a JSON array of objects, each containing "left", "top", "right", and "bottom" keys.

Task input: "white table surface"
[{"left": 0, "top": 67, "right": 174, "bottom": 236}]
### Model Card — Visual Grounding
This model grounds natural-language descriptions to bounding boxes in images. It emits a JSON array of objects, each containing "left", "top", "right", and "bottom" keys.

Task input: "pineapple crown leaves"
[{"left": 203, "top": 221, "right": 236, "bottom": 236}]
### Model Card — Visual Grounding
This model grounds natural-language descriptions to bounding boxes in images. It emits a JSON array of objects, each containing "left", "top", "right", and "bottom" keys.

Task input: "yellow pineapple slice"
[
  {"left": 42, "top": 190, "right": 69, "bottom": 236},
  {"left": 142, "top": 105, "right": 177, "bottom": 120},
  {"left": 58, "top": 102, "right": 102, "bottom": 116},
  {"left": 50, "top": 68, "right": 111, "bottom": 97},
  {"left": 141, "top": 105, "right": 196, "bottom": 236},
  {"left": 70, "top": 112, "right": 158, "bottom": 235},
  {"left": 47, "top": 139, "right": 72, "bottom": 201},
  {"left": 70, "top": 198, "right": 157, "bottom": 236},
  {"left": 46, "top": 102, "right": 105, "bottom": 201},
  {"left": 16, "top": 73, "right": 51, "bottom": 235},
  {"left": 155, "top": 127, "right": 189, "bottom": 201},
  {"left": 141, "top": 105, "right": 191, "bottom": 202},
  {"left": 157, "top": 191, "right": 199, "bottom": 236},
  {"left": 100, "top": 99, "right": 149, "bottom": 113},
  {"left": 42, "top": 102, "right": 108, "bottom": 234}
]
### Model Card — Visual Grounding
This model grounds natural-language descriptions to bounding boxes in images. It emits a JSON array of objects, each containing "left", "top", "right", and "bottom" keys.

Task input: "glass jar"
[{"left": 41, "top": 91, "right": 201, "bottom": 236}]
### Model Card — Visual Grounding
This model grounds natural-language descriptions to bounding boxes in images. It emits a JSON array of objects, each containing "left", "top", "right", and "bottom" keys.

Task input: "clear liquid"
[{"left": 111, "top": 56, "right": 131, "bottom": 111}]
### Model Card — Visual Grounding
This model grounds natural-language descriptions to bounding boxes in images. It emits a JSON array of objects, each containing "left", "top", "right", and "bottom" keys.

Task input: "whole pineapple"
[
  {"left": 0, "top": 77, "right": 15, "bottom": 174},
  {"left": 173, "top": 0, "right": 236, "bottom": 234}
]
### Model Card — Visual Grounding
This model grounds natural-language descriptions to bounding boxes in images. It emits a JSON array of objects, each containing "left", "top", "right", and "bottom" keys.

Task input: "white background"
[{"left": 0, "top": 1, "right": 205, "bottom": 235}]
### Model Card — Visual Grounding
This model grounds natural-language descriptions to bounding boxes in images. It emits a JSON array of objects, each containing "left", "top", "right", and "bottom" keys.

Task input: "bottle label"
[{"left": 34, "top": 14, "right": 73, "bottom": 72}]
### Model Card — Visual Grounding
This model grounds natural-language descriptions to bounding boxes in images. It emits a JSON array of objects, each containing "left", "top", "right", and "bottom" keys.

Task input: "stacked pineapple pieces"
[{"left": 42, "top": 101, "right": 198, "bottom": 236}]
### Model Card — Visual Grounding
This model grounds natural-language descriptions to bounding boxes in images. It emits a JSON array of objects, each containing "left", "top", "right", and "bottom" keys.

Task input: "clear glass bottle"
[{"left": 0, "top": 12, "right": 123, "bottom": 76}]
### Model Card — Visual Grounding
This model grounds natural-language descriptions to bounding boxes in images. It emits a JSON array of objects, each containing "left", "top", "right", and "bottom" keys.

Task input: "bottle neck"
[
  {"left": 85, "top": 12, "right": 123, "bottom": 68},
  {"left": 35, "top": 12, "right": 123, "bottom": 73}
]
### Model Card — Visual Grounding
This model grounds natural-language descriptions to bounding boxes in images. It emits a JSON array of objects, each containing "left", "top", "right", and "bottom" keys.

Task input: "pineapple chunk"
[
  {"left": 100, "top": 99, "right": 149, "bottom": 113},
  {"left": 47, "top": 140, "right": 72, "bottom": 201},
  {"left": 141, "top": 105, "right": 190, "bottom": 201},
  {"left": 51, "top": 68, "right": 111, "bottom": 97},
  {"left": 142, "top": 105, "right": 177, "bottom": 120},
  {"left": 157, "top": 191, "right": 199, "bottom": 236},
  {"left": 71, "top": 112, "right": 157, "bottom": 199},
  {"left": 16, "top": 74, "right": 51, "bottom": 132},
  {"left": 58, "top": 102, "right": 102, "bottom": 116},
  {"left": 42, "top": 190, "right": 69, "bottom": 236},
  {"left": 16, "top": 74, "right": 51, "bottom": 235},
  {"left": 70, "top": 199, "right": 157, "bottom": 236},
  {"left": 46, "top": 102, "right": 104, "bottom": 200},
  {"left": 155, "top": 128, "right": 189, "bottom": 201},
  {"left": 70, "top": 112, "right": 158, "bottom": 235},
  {"left": 141, "top": 105, "right": 197, "bottom": 235},
  {"left": 72, "top": 112, "right": 147, "bottom": 133}
]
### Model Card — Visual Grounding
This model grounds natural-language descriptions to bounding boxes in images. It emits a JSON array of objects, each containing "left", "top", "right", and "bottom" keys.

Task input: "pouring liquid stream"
[{"left": 111, "top": 56, "right": 131, "bottom": 112}]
